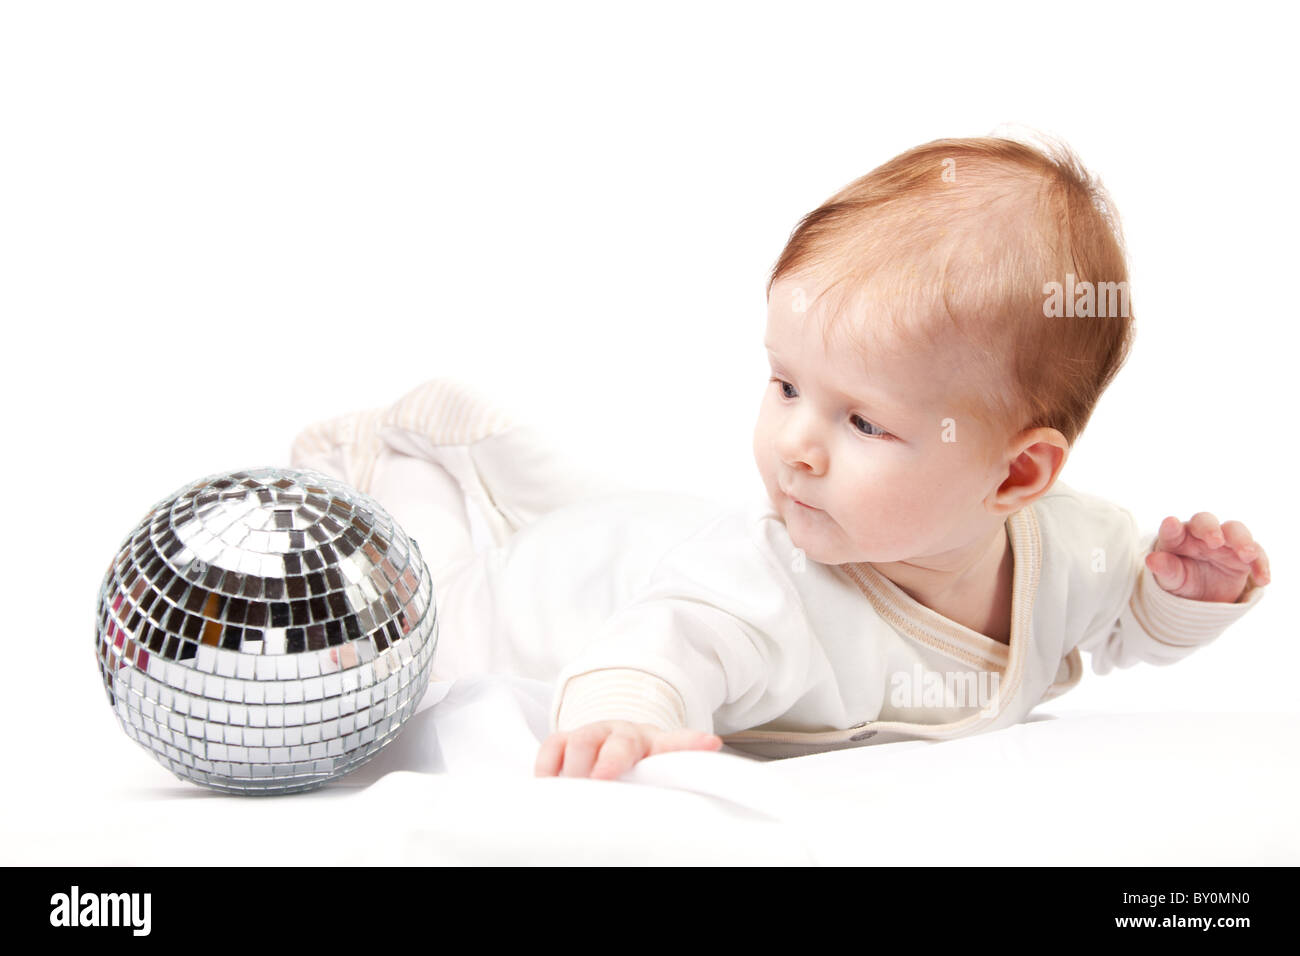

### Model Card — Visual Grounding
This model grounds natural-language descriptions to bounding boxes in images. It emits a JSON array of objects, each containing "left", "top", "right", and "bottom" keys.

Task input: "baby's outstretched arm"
[
  {"left": 1146, "top": 512, "right": 1271, "bottom": 603},
  {"left": 534, "top": 721, "right": 723, "bottom": 780}
]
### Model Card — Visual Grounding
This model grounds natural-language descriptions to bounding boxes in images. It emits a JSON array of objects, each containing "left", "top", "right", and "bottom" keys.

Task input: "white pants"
[{"left": 289, "top": 377, "right": 627, "bottom": 681}]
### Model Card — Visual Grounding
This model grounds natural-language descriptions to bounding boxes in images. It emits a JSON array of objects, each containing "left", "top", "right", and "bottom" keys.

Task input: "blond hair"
[{"left": 766, "top": 135, "right": 1135, "bottom": 449}]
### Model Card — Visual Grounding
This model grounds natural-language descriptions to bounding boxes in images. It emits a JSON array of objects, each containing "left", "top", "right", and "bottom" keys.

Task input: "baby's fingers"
[
  {"left": 557, "top": 729, "right": 608, "bottom": 778},
  {"left": 535, "top": 725, "right": 725, "bottom": 780},
  {"left": 1185, "top": 511, "right": 1225, "bottom": 549},
  {"left": 589, "top": 729, "right": 724, "bottom": 780},
  {"left": 589, "top": 733, "right": 645, "bottom": 780},
  {"left": 647, "top": 729, "right": 725, "bottom": 756},
  {"left": 1146, "top": 549, "right": 1189, "bottom": 592},
  {"left": 534, "top": 732, "right": 568, "bottom": 777},
  {"left": 1221, "top": 521, "right": 1272, "bottom": 585},
  {"left": 535, "top": 730, "right": 606, "bottom": 777},
  {"left": 1155, "top": 515, "right": 1190, "bottom": 553},
  {"left": 1252, "top": 551, "right": 1271, "bottom": 586}
]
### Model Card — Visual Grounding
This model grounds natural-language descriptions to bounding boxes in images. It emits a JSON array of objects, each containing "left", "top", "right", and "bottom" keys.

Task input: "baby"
[{"left": 290, "top": 135, "right": 1270, "bottom": 781}]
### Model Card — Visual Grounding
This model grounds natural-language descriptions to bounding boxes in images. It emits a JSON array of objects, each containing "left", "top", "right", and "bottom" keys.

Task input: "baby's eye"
[
  {"left": 770, "top": 376, "right": 797, "bottom": 399},
  {"left": 851, "top": 414, "right": 887, "bottom": 438}
]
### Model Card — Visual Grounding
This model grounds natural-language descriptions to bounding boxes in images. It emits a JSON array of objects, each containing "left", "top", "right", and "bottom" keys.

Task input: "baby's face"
[{"left": 753, "top": 278, "right": 1010, "bottom": 566}]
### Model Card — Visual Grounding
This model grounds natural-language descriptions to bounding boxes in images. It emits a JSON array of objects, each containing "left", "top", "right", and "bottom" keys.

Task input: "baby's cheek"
[
  {"left": 834, "top": 503, "right": 917, "bottom": 563},
  {"left": 752, "top": 416, "right": 777, "bottom": 484}
]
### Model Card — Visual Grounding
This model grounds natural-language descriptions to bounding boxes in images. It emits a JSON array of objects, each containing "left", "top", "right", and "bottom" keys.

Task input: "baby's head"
[{"left": 753, "top": 135, "right": 1134, "bottom": 566}]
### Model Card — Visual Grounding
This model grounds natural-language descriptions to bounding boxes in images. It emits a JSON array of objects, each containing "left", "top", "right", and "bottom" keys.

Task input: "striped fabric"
[
  {"left": 1129, "top": 561, "right": 1260, "bottom": 648},
  {"left": 289, "top": 377, "right": 517, "bottom": 493},
  {"left": 555, "top": 668, "right": 689, "bottom": 733},
  {"left": 380, "top": 377, "right": 516, "bottom": 447}
]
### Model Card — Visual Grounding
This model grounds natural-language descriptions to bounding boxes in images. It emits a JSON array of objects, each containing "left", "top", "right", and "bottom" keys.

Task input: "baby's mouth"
[{"left": 786, "top": 490, "right": 821, "bottom": 512}]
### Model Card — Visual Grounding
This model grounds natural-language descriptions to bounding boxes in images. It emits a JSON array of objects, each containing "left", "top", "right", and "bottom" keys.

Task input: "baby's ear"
[{"left": 996, "top": 426, "right": 1069, "bottom": 509}]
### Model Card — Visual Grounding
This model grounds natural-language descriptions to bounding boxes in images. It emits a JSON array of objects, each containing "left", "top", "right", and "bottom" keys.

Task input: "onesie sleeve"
[
  {"left": 1075, "top": 513, "right": 1268, "bottom": 675},
  {"left": 546, "top": 516, "right": 818, "bottom": 736},
  {"left": 554, "top": 668, "right": 689, "bottom": 733}
]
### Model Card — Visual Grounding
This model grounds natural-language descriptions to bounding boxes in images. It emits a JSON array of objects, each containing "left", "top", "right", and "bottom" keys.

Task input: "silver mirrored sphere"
[{"left": 95, "top": 467, "right": 437, "bottom": 794}]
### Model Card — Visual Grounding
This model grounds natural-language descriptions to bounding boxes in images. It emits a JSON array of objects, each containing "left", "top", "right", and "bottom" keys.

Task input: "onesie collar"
[
  {"left": 721, "top": 504, "right": 1045, "bottom": 756},
  {"left": 839, "top": 504, "right": 1040, "bottom": 689}
]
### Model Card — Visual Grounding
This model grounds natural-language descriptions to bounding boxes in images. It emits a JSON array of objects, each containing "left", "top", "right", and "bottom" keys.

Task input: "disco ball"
[{"left": 94, "top": 467, "right": 437, "bottom": 794}]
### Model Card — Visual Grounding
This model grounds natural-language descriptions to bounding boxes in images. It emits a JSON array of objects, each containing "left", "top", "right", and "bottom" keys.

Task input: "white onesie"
[{"left": 290, "top": 378, "right": 1268, "bottom": 759}]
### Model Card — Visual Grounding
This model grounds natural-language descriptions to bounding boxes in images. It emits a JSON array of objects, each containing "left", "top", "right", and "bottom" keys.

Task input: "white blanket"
[{"left": 10, "top": 672, "right": 1297, "bottom": 865}]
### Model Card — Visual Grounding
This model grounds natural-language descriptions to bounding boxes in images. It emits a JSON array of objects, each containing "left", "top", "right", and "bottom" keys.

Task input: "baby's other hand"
[
  {"left": 1146, "top": 512, "right": 1270, "bottom": 603},
  {"left": 534, "top": 721, "right": 723, "bottom": 780}
]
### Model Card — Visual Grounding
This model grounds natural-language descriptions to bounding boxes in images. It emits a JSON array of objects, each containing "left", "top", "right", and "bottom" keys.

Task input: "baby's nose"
[{"left": 778, "top": 423, "right": 827, "bottom": 475}]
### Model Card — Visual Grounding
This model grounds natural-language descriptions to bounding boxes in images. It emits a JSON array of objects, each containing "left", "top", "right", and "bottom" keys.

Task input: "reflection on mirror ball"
[{"left": 94, "top": 467, "right": 437, "bottom": 794}]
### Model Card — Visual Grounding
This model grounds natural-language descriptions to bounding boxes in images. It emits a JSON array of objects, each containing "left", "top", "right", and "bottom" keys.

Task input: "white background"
[{"left": 1, "top": 0, "right": 1295, "bottom": 811}]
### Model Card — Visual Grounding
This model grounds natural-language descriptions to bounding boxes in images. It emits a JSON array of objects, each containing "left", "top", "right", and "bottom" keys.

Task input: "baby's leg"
[
  {"left": 366, "top": 448, "right": 475, "bottom": 583},
  {"left": 373, "top": 377, "right": 628, "bottom": 545},
  {"left": 289, "top": 377, "right": 629, "bottom": 686},
  {"left": 289, "top": 374, "right": 629, "bottom": 598},
  {"left": 292, "top": 377, "right": 627, "bottom": 545}
]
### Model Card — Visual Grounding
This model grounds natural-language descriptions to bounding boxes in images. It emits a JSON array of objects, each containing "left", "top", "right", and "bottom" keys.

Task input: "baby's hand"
[
  {"left": 534, "top": 720, "right": 723, "bottom": 780},
  {"left": 1146, "top": 512, "right": 1271, "bottom": 603}
]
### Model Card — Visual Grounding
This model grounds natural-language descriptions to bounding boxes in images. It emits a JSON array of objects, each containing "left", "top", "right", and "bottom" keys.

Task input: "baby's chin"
[
  {"left": 782, "top": 509, "right": 901, "bottom": 566},
  {"left": 782, "top": 512, "right": 864, "bottom": 566}
]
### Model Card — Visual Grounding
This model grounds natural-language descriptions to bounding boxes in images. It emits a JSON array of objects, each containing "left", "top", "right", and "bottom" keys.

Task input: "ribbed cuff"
[
  {"left": 1130, "top": 561, "right": 1267, "bottom": 649},
  {"left": 552, "top": 668, "right": 689, "bottom": 733}
]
